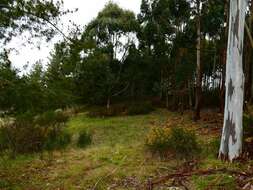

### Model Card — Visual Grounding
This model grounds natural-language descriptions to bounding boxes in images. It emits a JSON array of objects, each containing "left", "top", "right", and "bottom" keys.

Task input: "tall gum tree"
[{"left": 219, "top": 0, "right": 248, "bottom": 161}]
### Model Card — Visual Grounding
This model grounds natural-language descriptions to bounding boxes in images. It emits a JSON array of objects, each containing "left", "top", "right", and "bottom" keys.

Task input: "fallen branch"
[{"left": 145, "top": 168, "right": 252, "bottom": 190}]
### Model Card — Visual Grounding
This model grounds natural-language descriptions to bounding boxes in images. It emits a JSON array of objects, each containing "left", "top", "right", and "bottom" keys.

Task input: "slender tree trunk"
[
  {"left": 250, "top": 1, "right": 253, "bottom": 103},
  {"left": 220, "top": 49, "right": 226, "bottom": 113},
  {"left": 188, "top": 80, "right": 193, "bottom": 109},
  {"left": 219, "top": 0, "right": 247, "bottom": 161},
  {"left": 194, "top": 0, "right": 202, "bottom": 121},
  {"left": 160, "top": 69, "right": 164, "bottom": 100},
  {"left": 166, "top": 91, "right": 169, "bottom": 108},
  {"left": 107, "top": 97, "right": 111, "bottom": 110},
  {"left": 220, "top": 0, "right": 229, "bottom": 113}
]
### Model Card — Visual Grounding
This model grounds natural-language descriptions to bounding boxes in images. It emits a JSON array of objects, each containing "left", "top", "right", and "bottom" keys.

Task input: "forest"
[{"left": 1, "top": 0, "right": 253, "bottom": 189}]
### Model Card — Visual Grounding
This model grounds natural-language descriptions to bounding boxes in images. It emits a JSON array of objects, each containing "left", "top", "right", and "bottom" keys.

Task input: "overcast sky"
[{"left": 7, "top": 0, "right": 141, "bottom": 73}]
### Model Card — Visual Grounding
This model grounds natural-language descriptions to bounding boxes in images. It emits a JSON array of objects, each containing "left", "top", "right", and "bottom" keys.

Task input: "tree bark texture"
[{"left": 219, "top": 0, "right": 247, "bottom": 161}]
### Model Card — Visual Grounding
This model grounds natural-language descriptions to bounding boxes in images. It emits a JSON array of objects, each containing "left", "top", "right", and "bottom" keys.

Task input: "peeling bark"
[{"left": 219, "top": 0, "right": 247, "bottom": 161}]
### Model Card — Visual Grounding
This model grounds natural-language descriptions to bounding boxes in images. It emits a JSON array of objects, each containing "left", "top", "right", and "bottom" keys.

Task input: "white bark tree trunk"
[{"left": 219, "top": 0, "right": 247, "bottom": 161}]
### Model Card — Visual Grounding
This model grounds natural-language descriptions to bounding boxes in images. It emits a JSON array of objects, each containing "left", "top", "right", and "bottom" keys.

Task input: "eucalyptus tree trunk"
[
  {"left": 194, "top": 0, "right": 202, "bottom": 121},
  {"left": 219, "top": 0, "right": 247, "bottom": 161}
]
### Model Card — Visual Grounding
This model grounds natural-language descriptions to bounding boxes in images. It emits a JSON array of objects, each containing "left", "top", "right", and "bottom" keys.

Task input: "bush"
[
  {"left": 1, "top": 120, "right": 45, "bottom": 156},
  {"left": 127, "top": 102, "right": 154, "bottom": 115},
  {"left": 0, "top": 110, "right": 71, "bottom": 157},
  {"left": 146, "top": 127, "right": 200, "bottom": 159},
  {"left": 43, "top": 130, "right": 71, "bottom": 151},
  {"left": 35, "top": 110, "right": 69, "bottom": 127},
  {"left": 77, "top": 130, "right": 92, "bottom": 148},
  {"left": 0, "top": 128, "right": 9, "bottom": 153},
  {"left": 145, "top": 127, "right": 171, "bottom": 155},
  {"left": 169, "top": 128, "right": 200, "bottom": 158}
]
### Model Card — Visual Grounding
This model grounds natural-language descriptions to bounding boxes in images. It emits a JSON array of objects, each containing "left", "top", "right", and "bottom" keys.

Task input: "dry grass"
[{"left": 0, "top": 109, "right": 250, "bottom": 190}]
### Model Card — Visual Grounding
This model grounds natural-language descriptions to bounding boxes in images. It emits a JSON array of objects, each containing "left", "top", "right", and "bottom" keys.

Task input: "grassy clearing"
[
  {"left": 0, "top": 109, "right": 172, "bottom": 189},
  {"left": 0, "top": 109, "right": 249, "bottom": 189}
]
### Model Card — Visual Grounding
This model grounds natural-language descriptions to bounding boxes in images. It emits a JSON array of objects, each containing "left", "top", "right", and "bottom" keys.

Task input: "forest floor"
[{"left": 1, "top": 108, "right": 253, "bottom": 190}]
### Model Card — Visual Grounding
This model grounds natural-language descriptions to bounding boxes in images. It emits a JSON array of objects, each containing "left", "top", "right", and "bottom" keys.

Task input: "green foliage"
[
  {"left": 146, "top": 127, "right": 200, "bottom": 158},
  {"left": 0, "top": 179, "right": 10, "bottom": 189},
  {"left": 0, "top": 0, "right": 65, "bottom": 43},
  {"left": 72, "top": 2, "right": 139, "bottom": 106},
  {"left": 0, "top": 111, "right": 70, "bottom": 157},
  {"left": 45, "top": 42, "right": 78, "bottom": 109},
  {"left": 0, "top": 119, "right": 45, "bottom": 155},
  {"left": 35, "top": 110, "right": 69, "bottom": 126},
  {"left": 43, "top": 130, "right": 71, "bottom": 151},
  {"left": 192, "top": 174, "right": 236, "bottom": 190},
  {"left": 169, "top": 128, "right": 200, "bottom": 158},
  {"left": 76, "top": 51, "right": 113, "bottom": 105},
  {"left": 86, "top": 2, "right": 139, "bottom": 43},
  {"left": 77, "top": 130, "right": 92, "bottom": 148},
  {"left": 145, "top": 127, "right": 171, "bottom": 155},
  {"left": 208, "top": 138, "right": 220, "bottom": 155},
  {"left": 200, "top": 137, "right": 220, "bottom": 159},
  {"left": 0, "top": 127, "right": 9, "bottom": 153},
  {"left": 243, "top": 114, "right": 253, "bottom": 138},
  {"left": 0, "top": 0, "right": 230, "bottom": 115}
]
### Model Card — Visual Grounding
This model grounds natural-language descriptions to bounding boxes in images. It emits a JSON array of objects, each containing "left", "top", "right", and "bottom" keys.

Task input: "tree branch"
[{"left": 0, "top": 4, "right": 72, "bottom": 43}]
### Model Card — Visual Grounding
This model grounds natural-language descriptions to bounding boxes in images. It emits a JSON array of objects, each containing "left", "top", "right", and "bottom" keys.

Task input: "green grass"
[
  {"left": 0, "top": 109, "right": 171, "bottom": 189},
  {"left": 192, "top": 174, "right": 236, "bottom": 190},
  {"left": 0, "top": 108, "right": 247, "bottom": 189},
  {"left": 66, "top": 109, "right": 168, "bottom": 146}
]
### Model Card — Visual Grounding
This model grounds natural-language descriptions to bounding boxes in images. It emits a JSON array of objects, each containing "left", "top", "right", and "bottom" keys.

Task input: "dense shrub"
[
  {"left": 77, "top": 130, "right": 92, "bottom": 148},
  {"left": 0, "top": 128, "right": 8, "bottom": 154},
  {"left": 145, "top": 127, "right": 171, "bottom": 155},
  {"left": 35, "top": 110, "right": 68, "bottom": 127},
  {"left": 127, "top": 102, "right": 154, "bottom": 115},
  {"left": 0, "top": 120, "right": 44, "bottom": 156},
  {"left": 146, "top": 127, "right": 200, "bottom": 159},
  {"left": 0, "top": 111, "right": 71, "bottom": 157},
  {"left": 43, "top": 130, "right": 71, "bottom": 151},
  {"left": 169, "top": 128, "right": 200, "bottom": 158}
]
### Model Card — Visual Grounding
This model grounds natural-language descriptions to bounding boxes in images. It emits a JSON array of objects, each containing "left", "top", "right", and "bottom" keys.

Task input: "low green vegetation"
[
  {"left": 77, "top": 129, "right": 92, "bottom": 148},
  {"left": 0, "top": 108, "right": 247, "bottom": 189},
  {"left": 192, "top": 174, "right": 236, "bottom": 190},
  {"left": 146, "top": 127, "right": 200, "bottom": 159},
  {"left": 1, "top": 0, "right": 252, "bottom": 189}
]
